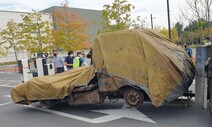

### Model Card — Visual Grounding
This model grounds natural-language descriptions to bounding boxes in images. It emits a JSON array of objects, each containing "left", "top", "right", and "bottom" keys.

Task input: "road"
[{"left": 0, "top": 72, "right": 211, "bottom": 127}]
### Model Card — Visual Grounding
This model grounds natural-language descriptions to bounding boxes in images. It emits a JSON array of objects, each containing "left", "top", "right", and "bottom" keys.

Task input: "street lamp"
[
  {"left": 150, "top": 14, "right": 156, "bottom": 29},
  {"left": 167, "top": 0, "right": 171, "bottom": 40}
]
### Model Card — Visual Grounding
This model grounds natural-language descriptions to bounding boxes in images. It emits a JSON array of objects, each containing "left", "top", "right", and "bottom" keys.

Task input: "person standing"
[
  {"left": 87, "top": 49, "right": 93, "bottom": 65},
  {"left": 53, "top": 49, "right": 65, "bottom": 73},
  {"left": 65, "top": 50, "right": 75, "bottom": 70},
  {"left": 44, "top": 53, "right": 51, "bottom": 64},
  {"left": 185, "top": 44, "right": 192, "bottom": 58},
  {"left": 73, "top": 52, "right": 88, "bottom": 68},
  {"left": 204, "top": 37, "right": 212, "bottom": 46}
]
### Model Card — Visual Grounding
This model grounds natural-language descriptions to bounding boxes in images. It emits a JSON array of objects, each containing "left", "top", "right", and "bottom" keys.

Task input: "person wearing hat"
[{"left": 73, "top": 52, "right": 88, "bottom": 68}]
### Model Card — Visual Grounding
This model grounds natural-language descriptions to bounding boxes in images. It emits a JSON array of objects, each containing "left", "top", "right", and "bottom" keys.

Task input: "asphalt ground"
[{"left": 0, "top": 72, "right": 211, "bottom": 127}]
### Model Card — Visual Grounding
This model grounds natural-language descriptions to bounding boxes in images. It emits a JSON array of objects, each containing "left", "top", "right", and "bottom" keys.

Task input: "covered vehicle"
[{"left": 11, "top": 29, "right": 195, "bottom": 108}]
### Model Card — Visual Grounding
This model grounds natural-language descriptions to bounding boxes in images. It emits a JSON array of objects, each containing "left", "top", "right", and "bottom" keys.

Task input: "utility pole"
[
  {"left": 150, "top": 14, "right": 156, "bottom": 29},
  {"left": 150, "top": 14, "right": 153, "bottom": 29},
  {"left": 167, "top": 0, "right": 171, "bottom": 40}
]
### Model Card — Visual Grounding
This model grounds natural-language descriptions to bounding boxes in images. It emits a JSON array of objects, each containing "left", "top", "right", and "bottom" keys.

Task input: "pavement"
[{"left": 0, "top": 71, "right": 211, "bottom": 127}]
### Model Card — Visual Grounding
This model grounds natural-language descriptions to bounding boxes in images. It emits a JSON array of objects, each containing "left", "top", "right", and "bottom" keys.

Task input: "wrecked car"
[{"left": 10, "top": 29, "right": 195, "bottom": 108}]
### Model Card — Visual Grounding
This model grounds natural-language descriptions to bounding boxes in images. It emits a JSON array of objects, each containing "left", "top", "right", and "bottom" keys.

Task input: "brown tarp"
[
  {"left": 93, "top": 29, "right": 194, "bottom": 106},
  {"left": 11, "top": 66, "right": 95, "bottom": 103},
  {"left": 11, "top": 29, "right": 195, "bottom": 107}
]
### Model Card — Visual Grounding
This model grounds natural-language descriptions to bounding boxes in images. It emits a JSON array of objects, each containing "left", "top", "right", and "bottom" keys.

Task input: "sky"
[{"left": 0, "top": 0, "right": 187, "bottom": 28}]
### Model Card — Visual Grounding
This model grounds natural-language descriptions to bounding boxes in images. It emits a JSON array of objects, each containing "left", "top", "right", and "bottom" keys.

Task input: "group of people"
[{"left": 52, "top": 49, "right": 90, "bottom": 74}]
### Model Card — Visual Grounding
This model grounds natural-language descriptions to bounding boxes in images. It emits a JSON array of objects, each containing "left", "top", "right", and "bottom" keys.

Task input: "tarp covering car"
[
  {"left": 11, "top": 66, "right": 95, "bottom": 104},
  {"left": 11, "top": 29, "right": 195, "bottom": 107},
  {"left": 92, "top": 29, "right": 195, "bottom": 106}
]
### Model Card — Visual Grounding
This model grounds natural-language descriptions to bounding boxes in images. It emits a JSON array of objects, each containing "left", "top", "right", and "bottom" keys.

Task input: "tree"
[
  {"left": 182, "top": 0, "right": 202, "bottom": 22},
  {"left": 182, "top": 0, "right": 212, "bottom": 24},
  {"left": 101, "top": 0, "right": 135, "bottom": 32},
  {"left": 201, "top": 0, "right": 212, "bottom": 22},
  {"left": 184, "top": 20, "right": 200, "bottom": 31},
  {"left": 184, "top": 18, "right": 207, "bottom": 32},
  {"left": 171, "top": 27, "right": 179, "bottom": 43},
  {"left": 19, "top": 11, "right": 52, "bottom": 54},
  {"left": 131, "top": 16, "right": 148, "bottom": 29},
  {"left": 158, "top": 27, "right": 179, "bottom": 43},
  {"left": 175, "top": 22, "right": 183, "bottom": 36},
  {"left": 0, "top": 19, "right": 21, "bottom": 62},
  {"left": 0, "top": 47, "right": 6, "bottom": 57},
  {"left": 159, "top": 27, "right": 169, "bottom": 38},
  {"left": 177, "top": 0, "right": 212, "bottom": 45},
  {"left": 180, "top": 26, "right": 212, "bottom": 44},
  {"left": 51, "top": 2, "right": 90, "bottom": 51}
]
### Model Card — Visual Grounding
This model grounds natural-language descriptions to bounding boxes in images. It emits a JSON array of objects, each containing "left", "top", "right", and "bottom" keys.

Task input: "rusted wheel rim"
[{"left": 124, "top": 89, "right": 144, "bottom": 107}]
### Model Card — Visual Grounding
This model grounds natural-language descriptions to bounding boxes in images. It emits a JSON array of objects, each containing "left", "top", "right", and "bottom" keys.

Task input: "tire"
[{"left": 124, "top": 89, "right": 144, "bottom": 108}]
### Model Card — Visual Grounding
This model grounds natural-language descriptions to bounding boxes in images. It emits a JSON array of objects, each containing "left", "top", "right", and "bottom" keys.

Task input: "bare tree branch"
[
  {"left": 183, "top": 0, "right": 202, "bottom": 22},
  {"left": 201, "top": 0, "right": 212, "bottom": 22}
]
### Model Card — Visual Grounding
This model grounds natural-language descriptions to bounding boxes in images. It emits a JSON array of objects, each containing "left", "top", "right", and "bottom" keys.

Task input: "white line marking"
[
  {"left": 0, "top": 84, "right": 14, "bottom": 88},
  {"left": 0, "top": 102, "right": 13, "bottom": 107},
  {"left": 26, "top": 105, "right": 103, "bottom": 124},
  {"left": 92, "top": 104, "right": 156, "bottom": 124},
  {"left": 26, "top": 104, "right": 156, "bottom": 124}
]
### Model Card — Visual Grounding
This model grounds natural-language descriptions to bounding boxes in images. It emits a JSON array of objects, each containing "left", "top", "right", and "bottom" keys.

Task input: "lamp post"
[
  {"left": 167, "top": 0, "right": 171, "bottom": 40},
  {"left": 150, "top": 14, "right": 156, "bottom": 29}
]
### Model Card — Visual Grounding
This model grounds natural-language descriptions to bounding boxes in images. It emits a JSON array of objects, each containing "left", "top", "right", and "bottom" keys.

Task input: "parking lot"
[{"left": 0, "top": 72, "right": 211, "bottom": 127}]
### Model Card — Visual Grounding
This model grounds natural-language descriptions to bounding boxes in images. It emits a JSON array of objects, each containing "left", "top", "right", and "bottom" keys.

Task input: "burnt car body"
[{"left": 11, "top": 29, "right": 195, "bottom": 108}]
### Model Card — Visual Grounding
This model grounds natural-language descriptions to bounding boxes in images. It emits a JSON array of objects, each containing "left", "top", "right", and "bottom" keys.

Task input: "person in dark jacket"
[
  {"left": 65, "top": 50, "right": 75, "bottom": 70},
  {"left": 87, "top": 49, "right": 93, "bottom": 65},
  {"left": 185, "top": 44, "right": 192, "bottom": 58}
]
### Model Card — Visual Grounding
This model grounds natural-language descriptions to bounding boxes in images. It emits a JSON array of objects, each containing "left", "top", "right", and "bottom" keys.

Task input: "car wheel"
[{"left": 124, "top": 89, "right": 144, "bottom": 108}]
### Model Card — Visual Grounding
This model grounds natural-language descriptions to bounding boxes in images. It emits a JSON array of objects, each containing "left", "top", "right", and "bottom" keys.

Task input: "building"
[
  {"left": 0, "top": 10, "right": 52, "bottom": 62},
  {"left": 0, "top": 7, "right": 103, "bottom": 63},
  {"left": 40, "top": 6, "right": 103, "bottom": 42}
]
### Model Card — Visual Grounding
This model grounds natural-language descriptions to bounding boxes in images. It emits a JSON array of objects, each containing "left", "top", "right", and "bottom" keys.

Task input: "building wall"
[
  {"left": 40, "top": 6, "right": 103, "bottom": 42},
  {"left": 0, "top": 10, "right": 52, "bottom": 62},
  {"left": 0, "top": 10, "right": 52, "bottom": 30},
  {"left": 0, "top": 7, "right": 103, "bottom": 63}
]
